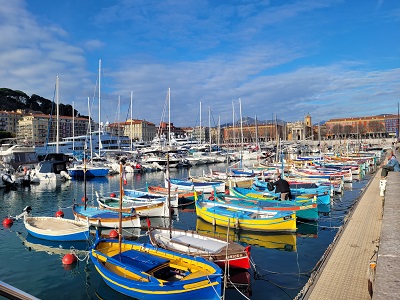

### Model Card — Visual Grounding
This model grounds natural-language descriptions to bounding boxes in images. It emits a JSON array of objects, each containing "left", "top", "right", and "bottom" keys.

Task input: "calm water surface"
[{"left": 0, "top": 163, "right": 373, "bottom": 300}]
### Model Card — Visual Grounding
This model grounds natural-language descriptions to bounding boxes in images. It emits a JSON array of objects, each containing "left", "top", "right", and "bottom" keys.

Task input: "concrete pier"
[
  {"left": 297, "top": 166, "right": 400, "bottom": 299},
  {"left": 372, "top": 172, "right": 400, "bottom": 300}
]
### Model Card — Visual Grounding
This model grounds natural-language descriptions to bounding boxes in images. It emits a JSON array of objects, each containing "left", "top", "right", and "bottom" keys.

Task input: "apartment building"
[
  {"left": 0, "top": 110, "right": 23, "bottom": 134},
  {"left": 16, "top": 113, "right": 90, "bottom": 145},
  {"left": 107, "top": 119, "right": 156, "bottom": 142}
]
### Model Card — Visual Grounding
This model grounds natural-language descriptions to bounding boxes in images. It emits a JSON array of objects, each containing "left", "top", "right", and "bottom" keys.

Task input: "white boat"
[
  {"left": 148, "top": 227, "right": 251, "bottom": 270},
  {"left": 34, "top": 131, "right": 132, "bottom": 157},
  {"left": 0, "top": 139, "right": 39, "bottom": 171},
  {"left": 31, "top": 154, "right": 71, "bottom": 182},
  {"left": 23, "top": 207, "right": 90, "bottom": 241},
  {"left": 95, "top": 192, "right": 171, "bottom": 218}
]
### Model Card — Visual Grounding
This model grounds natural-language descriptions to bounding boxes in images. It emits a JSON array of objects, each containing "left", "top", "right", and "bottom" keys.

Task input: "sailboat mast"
[
  {"left": 130, "top": 91, "right": 133, "bottom": 151},
  {"left": 168, "top": 88, "right": 171, "bottom": 147},
  {"left": 199, "top": 101, "right": 202, "bottom": 145},
  {"left": 88, "top": 97, "right": 93, "bottom": 161},
  {"left": 166, "top": 154, "right": 172, "bottom": 239},
  {"left": 208, "top": 106, "right": 211, "bottom": 152},
  {"left": 232, "top": 101, "right": 235, "bottom": 146},
  {"left": 217, "top": 115, "right": 221, "bottom": 149},
  {"left": 255, "top": 115, "right": 258, "bottom": 149},
  {"left": 72, "top": 100, "right": 75, "bottom": 152},
  {"left": 239, "top": 98, "right": 243, "bottom": 150},
  {"left": 119, "top": 162, "right": 123, "bottom": 253},
  {"left": 56, "top": 75, "right": 59, "bottom": 153},
  {"left": 98, "top": 59, "right": 102, "bottom": 157},
  {"left": 118, "top": 95, "right": 121, "bottom": 149}
]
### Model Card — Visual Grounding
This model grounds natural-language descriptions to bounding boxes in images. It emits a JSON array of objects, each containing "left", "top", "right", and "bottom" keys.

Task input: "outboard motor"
[
  {"left": 60, "top": 170, "right": 71, "bottom": 181},
  {"left": 2, "top": 173, "right": 16, "bottom": 188}
]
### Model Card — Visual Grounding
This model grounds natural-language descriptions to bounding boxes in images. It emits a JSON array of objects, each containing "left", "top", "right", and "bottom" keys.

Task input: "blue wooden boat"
[
  {"left": 252, "top": 177, "right": 331, "bottom": 205},
  {"left": 90, "top": 234, "right": 222, "bottom": 300},
  {"left": 222, "top": 187, "right": 319, "bottom": 221},
  {"left": 72, "top": 204, "right": 140, "bottom": 228},
  {"left": 166, "top": 178, "right": 225, "bottom": 194}
]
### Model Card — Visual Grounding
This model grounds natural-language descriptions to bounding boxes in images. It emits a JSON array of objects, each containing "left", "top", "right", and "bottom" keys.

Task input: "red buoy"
[
  {"left": 110, "top": 193, "right": 116, "bottom": 197},
  {"left": 225, "top": 189, "right": 230, "bottom": 195},
  {"left": 2, "top": 218, "right": 13, "bottom": 227},
  {"left": 81, "top": 196, "right": 87, "bottom": 202},
  {"left": 55, "top": 210, "right": 64, "bottom": 218},
  {"left": 109, "top": 229, "right": 119, "bottom": 238},
  {"left": 62, "top": 253, "right": 77, "bottom": 265}
]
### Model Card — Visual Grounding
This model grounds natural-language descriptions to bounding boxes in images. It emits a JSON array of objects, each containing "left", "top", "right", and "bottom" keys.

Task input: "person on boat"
[
  {"left": 273, "top": 174, "right": 292, "bottom": 200},
  {"left": 381, "top": 149, "right": 400, "bottom": 179}
]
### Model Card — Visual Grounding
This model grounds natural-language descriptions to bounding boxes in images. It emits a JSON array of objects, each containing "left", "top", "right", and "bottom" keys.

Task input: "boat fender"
[
  {"left": 55, "top": 210, "right": 64, "bottom": 218},
  {"left": 109, "top": 229, "right": 119, "bottom": 238},
  {"left": 2, "top": 217, "right": 13, "bottom": 228},
  {"left": 62, "top": 253, "right": 77, "bottom": 265}
]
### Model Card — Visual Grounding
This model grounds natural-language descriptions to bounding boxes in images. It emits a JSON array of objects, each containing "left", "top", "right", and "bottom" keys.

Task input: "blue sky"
[{"left": 0, "top": 0, "right": 399, "bottom": 127}]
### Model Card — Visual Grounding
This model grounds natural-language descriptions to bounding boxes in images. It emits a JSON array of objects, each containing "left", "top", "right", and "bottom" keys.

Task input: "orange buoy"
[
  {"left": 81, "top": 196, "right": 87, "bottom": 202},
  {"left": 109, "top": 229, "right": 118, "bottom": 238},
  {"left": 62, "top": 253, "right": 77, "bottom": 265},
  {"left": 110, "top": 193, "right": 116, "bottom": 197},
  {"left": 2, "top": 218, "right": 13, "bottom": 227},
  {"left": 55, "top": 210, "right": 64, "bottom": 218}
]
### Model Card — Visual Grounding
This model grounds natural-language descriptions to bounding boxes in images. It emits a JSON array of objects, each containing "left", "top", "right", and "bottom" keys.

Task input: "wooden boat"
[
  {"left": 220, "top": 188, "right": 319, "bottom": 221},
  {"left": 195, "top": 197, "right": 296, "bottom": 232},
  {"left": 72, "top": 204, "right": 140, "bottom": 228},
  {"left": 196, "top": 218, "right": 297, "bottom": 251},
  {"left": 147, "top": 185, "right": 202, "bottom": 204},
  {"left": 190, "top": 170, "right": 254, "bottom": 189},
  {"left": 148, "top": 227, "right": 251, "bottom": 270},
  {"left": 24, "top": 215, "right": 90, "bottom": 241},
  {"left": 90, "top": 234, "right": 223, "bottom": 299},
  {"left": 122, "top": 189, "right": 179, "bottom": 207},
  {"left": 166, "top": 177, "right": 225, "bottom": 194},
  {"left": 96, "top": 192, "right": 170, "bottom": 217}
]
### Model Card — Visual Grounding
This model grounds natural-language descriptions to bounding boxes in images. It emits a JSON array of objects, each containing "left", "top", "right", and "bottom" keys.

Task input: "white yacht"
[{"left": 34, "top": 131, "right": 132, "bottom": 157}]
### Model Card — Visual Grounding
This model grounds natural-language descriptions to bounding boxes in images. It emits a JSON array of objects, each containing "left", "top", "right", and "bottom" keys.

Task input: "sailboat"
[
  {"left": 90, "top": 161, "right": 223, "bottom": 299},
  {"left": 68, "top": 68, "right": 110, "bottom": 179},
  {"left": 34, "top": 76, "right": 72, "bottom": 183}
]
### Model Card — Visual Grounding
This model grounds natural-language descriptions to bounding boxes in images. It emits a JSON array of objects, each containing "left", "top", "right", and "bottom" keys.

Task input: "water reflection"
[{"left": 196, "top": 218, "right": 297, "bottom": 251}]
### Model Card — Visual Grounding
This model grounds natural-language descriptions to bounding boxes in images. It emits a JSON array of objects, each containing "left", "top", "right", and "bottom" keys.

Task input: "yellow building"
[
  {"left": 0, "top": 110, "right": 23, "bottom": 135},
  {"left": 109, "top": 119, "right": 156, "bottom": 142},
  {"left": 17, "top": 113, "right": 90, "bottom": 145},
  {"left": 325, "top": 114, "right": 397, "bottom": 139}
]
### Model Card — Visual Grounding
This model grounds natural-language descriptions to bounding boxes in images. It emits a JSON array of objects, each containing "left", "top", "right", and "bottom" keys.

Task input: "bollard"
[{"left": 379, "top": 179, "right": 387, "bottom": 197}]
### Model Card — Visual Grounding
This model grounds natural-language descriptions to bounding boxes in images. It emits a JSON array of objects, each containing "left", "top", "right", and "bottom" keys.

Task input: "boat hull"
[
  {"left": 148, "top": 228, "right": 251, "bottom": 270},
  {"left": 24, "top": 216, "right": 90, "bottom": 241},
  {"left": 72, "top": 204, "right": 140, "bottom": 228},
  {"left": 90, "top": 237, "right": 222, "bottom": 300},
  {"left": 195, "top": 199, "right": 296, "bottom": 232}
]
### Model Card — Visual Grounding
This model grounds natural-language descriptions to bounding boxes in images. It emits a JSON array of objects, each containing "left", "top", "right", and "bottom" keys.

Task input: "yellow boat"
[{"left": 195, "top": 198, "right": 296, "bottom": 232}]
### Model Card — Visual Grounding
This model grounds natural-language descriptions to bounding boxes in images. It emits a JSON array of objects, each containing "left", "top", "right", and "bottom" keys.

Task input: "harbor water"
[{"left": 0, "top": 163, "right": 373, "bottom": 300}]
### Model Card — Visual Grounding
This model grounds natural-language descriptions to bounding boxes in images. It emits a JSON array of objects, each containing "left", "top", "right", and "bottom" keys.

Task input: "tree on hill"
[{"left": 0, "top": 88, "right": 81, "bottom": 117}]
